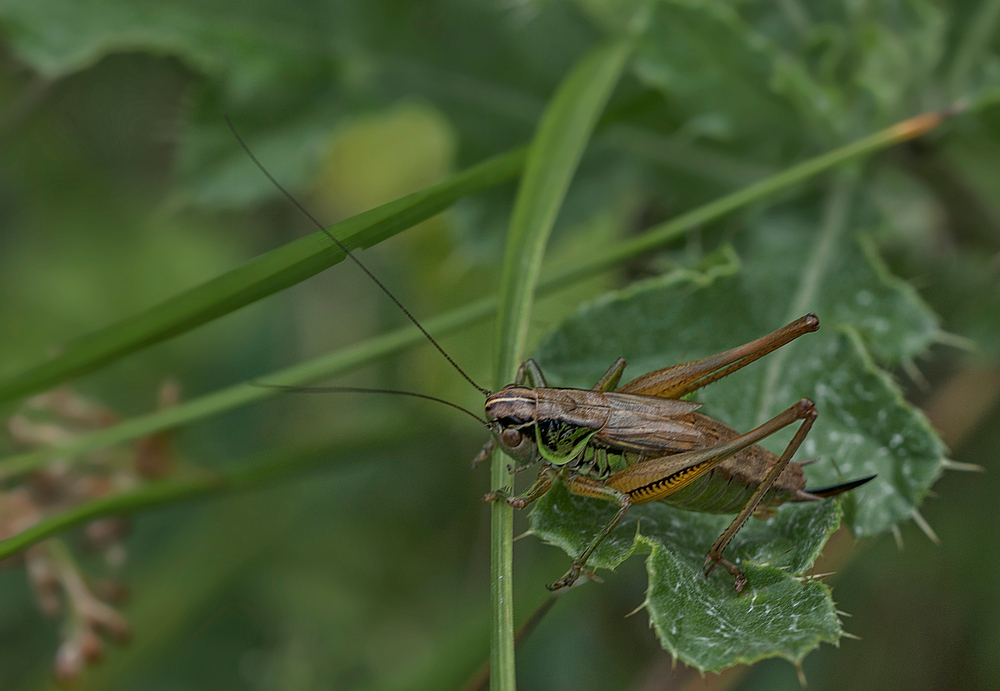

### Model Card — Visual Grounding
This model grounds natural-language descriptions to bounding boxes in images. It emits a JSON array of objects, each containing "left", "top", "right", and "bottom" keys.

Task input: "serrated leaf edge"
[{"left": 834, "top": 324, "right": 948, "bottom": 537}]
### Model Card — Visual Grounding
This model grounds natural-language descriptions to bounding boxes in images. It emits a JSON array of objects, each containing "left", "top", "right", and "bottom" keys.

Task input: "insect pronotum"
[{"left": 230, "top": 118, "right": 874, "bottom": 593}]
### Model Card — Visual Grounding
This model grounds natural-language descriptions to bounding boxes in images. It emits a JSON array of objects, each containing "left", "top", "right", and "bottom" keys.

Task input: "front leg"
[
  {"left": 483, "top": 466, "right": 557, "bottom": 508},
  {"left": 472, "top": 437, "right": 497, "bottom": 469}
]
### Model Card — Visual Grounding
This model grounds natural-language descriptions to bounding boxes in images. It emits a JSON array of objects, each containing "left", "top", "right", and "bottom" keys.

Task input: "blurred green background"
[{"left": 1, "top": 0, "right": 999, "bottom": 689}]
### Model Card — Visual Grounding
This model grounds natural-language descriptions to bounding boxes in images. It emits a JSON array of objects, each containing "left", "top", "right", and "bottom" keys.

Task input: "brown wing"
[{"left": 595, "top": 392, "right": 704, "bottom": 455}]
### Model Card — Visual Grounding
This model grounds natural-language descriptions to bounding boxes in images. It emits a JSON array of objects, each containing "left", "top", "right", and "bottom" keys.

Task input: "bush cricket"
[
  {"left": 230, "top": 119, "right": 874, "bottom": 593},
  {"left": 478, "top": 314, "right": 874, "bottom": 591}
]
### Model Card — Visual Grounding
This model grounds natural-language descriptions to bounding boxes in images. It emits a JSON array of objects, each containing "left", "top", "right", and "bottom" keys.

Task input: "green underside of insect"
[{"left": 479, "top": 314, "right": 874, "bottom": 592}]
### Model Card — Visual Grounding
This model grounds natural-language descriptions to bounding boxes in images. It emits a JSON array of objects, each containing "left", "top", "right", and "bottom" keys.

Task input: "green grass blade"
[
  {"left": 492, "top": 39, "right": 633, "bottom": 380},
  {"left": 0, "top": 474, "right": 224, "bottom": 559},
  {"left": 0, "top": 147, "right": 525, "bottom": 405},
  {"left": 489, "top": 37, "right": 633, "bottom": 691},
  {"left": 0, "top": 433, "right": 407, "bottom": 561}
]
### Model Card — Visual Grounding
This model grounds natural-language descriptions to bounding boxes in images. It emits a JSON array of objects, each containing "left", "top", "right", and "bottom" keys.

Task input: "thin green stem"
[
  {"left": 0, "top": 474, "right": 223, "bottom": 559},
  {"left": 462, "top": 595, "right": 560, "bottom": 691},
  {"left": 489, "top": 38, "right": 633, "bottom": 690},
  {"left": 0, "top": 441, "right": 375, "bottom": 560},
  {"left": 0, "top": 108, "right": 954, "bottom": 481}
]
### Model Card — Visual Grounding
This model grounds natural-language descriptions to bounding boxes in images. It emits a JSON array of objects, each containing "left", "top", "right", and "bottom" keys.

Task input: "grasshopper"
[
  {"left": 230, "top": 120, "right": 872, "bottom": 593},
  {"left": 478, "top": 314, "right": 874, "bottom": 592}
]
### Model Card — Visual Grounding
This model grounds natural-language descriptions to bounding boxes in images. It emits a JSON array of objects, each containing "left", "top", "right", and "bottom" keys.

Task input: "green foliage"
[
  {"left": 534, "top": 484, "right": 844, "bottom": 671},
  {"left": 531, "top": 207, "right": 947, "bottom": 667},
  {"left": 0, "top": 0, "right": 997, "bottom": 688}
]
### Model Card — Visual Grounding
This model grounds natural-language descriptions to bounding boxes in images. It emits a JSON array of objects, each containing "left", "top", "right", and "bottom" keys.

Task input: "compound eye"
[{"left": 501, "top": 428, "right": 523, "bottom": 447}]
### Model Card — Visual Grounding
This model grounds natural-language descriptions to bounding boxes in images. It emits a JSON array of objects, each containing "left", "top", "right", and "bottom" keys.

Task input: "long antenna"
[
  {"left": 254, "top": 383, "right": 490, "bottom": 428},
  {"left": 225, "top": 116, "right": 490, "bottom": 396}
]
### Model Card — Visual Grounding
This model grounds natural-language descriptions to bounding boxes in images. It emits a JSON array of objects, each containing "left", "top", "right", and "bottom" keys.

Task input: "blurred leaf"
[
  {"left": 314, "top": 101, "right": 457, "bottom": 216},
  {"left": 852, "top": 1, "right": 948, "bottom": 122},
  {"left": 631, "top": 0, "right": 962, "bottom": 152},
  {"left": 633, "top": 0, "right": 807, "bottom": 149},
  {"left": 0, "top": 0, "right": 598, "bottom": 207},
  {"left": 0, "top": 0, "right": 326, "bottom": 80}
]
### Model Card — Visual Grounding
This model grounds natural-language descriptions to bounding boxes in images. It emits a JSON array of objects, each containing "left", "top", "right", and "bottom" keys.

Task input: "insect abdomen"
[
  {"left": 655, "top": 413, "right": 806, "bottom": 513},
  {"left": 659, "top": 467, "right": 792, "bottom": 513}
]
